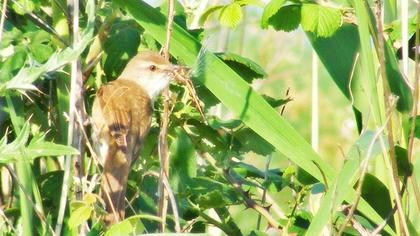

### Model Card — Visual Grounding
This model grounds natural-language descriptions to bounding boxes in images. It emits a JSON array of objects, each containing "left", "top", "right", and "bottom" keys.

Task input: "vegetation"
[{"left": 0, "top": 0, "right": 419, "bottom": 235}]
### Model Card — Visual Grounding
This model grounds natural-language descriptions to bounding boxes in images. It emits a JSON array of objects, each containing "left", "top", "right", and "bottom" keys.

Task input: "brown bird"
[{"left": 91, "top": 51, "right": 177, "bottom": 225}]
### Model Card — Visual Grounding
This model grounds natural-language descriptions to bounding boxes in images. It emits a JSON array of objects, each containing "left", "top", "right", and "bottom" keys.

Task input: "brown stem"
[
  {"left": 373, "top": 1, "right": 409, "bottom": 235},
  {"left": 157, "top": 0, "right": 175, "bottom": 232}
]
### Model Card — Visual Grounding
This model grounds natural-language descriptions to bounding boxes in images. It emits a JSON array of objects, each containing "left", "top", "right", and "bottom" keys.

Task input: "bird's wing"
[{"left": 96, "top": 79, "right": 152, "bottom": 152}]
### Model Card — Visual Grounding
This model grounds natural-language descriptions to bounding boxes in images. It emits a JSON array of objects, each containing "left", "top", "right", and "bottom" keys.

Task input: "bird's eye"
[{"left": 149, "top": 65, "right": 157, "bottom": 71}]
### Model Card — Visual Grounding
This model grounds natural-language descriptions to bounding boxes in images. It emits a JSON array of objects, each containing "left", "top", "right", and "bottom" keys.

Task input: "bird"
[{"left": 91, "top": 51, "right": 177, "bottom": 225}]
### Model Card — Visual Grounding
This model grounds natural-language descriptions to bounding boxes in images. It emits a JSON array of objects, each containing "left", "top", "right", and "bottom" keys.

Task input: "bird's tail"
[{"left": 101, "top": 143, "right": 130, "bottom": 225}]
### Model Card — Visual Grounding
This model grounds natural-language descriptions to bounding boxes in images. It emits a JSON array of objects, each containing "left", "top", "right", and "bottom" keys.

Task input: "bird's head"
[{"left": 119, "top": 51, "right": 178, "bottom": 99}]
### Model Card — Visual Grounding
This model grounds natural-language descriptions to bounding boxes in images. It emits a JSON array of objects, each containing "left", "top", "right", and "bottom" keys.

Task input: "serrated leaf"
[
  {"left": 68, "top": 204, "right": 92, "bottom": 229},
  {"left": 267, "top": 4, "right": 301, "bottom": 32},
  {"left": 199, "top": 5, "right": 224, "bottom": 26},
  {"left": 261, "top": 0, "right": 286, "bottom": 29},
  {"left": 219, "top": 3, "right": 242, "bottom": 28},
  {"left": 215, "top": 52, "right": 267, "bottom": 82},
  {"left": 301, "top": 4, "right": 342, "bottom": 37}
]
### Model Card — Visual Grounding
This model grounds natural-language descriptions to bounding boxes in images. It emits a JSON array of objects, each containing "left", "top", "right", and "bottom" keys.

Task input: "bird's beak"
[{"left": 165, "top": 64, "right": 182, "bottom": 81}]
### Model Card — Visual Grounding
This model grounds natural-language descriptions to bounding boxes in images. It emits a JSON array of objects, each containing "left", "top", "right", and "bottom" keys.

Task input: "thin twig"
[
  {"left": 157, "top": 0, "right": 175, "bottom": 231},
  {"left": 373, "top": 1, "right": 409, "bottom": 234},
  {"left": 5, "top": 165, "right": 56, "bottom": 235},
  {"left": 10, "top": 0, "right": 68, "bottom": 46},
  {"left": 224, "top": 169, "right": 280, "bottom": 229},
  {"left": 336, "top": 99, "right": 396, "bottom": 236},
  {"left": 0, "top": 0, "right": 8, "bottom": 42},
  {"left": 55, "top": 0, "right": 86, "bottom": 234},
  {"left": 162, "top": 172, "right": 181, "bottom": 232},
  {"left": 407, "top": 0, "right": 420, "bottom": 212},
  {"left": 256, "top": 154, "right": 271, "bottom": 230}
]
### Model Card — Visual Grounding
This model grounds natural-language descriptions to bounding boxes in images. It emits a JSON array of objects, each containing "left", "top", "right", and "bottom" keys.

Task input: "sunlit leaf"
[
  {"left": 219, "top": 3, "right": 243, "bottom": 28},
  {"left": 267, "top": 4, "right": 301, "bottom": 32},
  {"left": 300, "top": 4, "right": 342, "bottom": 38},
  {"left": 261, "top": 0, "right": 286, "bottom": 29},
  {"left": 68, "top": 204, "right": 92, "bottom": 229}
]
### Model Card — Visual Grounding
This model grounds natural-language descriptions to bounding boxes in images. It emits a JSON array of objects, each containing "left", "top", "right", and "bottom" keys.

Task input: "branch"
[{"left": 157, "top": 0, "right": 176, "bottom": 232}]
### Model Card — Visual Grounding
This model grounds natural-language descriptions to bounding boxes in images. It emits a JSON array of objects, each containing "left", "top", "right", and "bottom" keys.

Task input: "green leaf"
[
  {"left": 113, "top": 1, "right": 396, "bottom": 234},
  {"left": 199, "top": 5, "right": 224, "bottom": 26},
  {"left": 300, "top": 4, "right": 342, "bottom": 38},
  {"left": 267, "top": 4, "right": 301, "bottom": 32},
  {"left": 394, "top": 145, "right": 413, "bottom": 176},
  {"left": 414, "top": 116, "right": 420, "bottom": 139},
  {"left": 0, "top": 0, "right": 95, "bottom": 95},
  {"left": 262, "top": 95, "right": 292, "bottom": 108},
  {"left": 196, "top": 190, "right": 230, "bottom": 209},
  {"left": 261, "top": 0, "right": 286, "bottom": 29},
  {"left": 235, "top": 0, "right": 263, "bottom": 7},
  {"left": 26, "top": 141, "right": 79, "bottom": 160},
  {"left": 306, "top": 130, "right": 389, "bottom": 235},
  {"left": 360, "top": 174, "right": 394, "bottom": 228},
  {"left": 0, "top": 121, "right": 79, "bottom": 163},
  {"left": 169, "top": 128, "right": 197, "bottom": 191},
  {"left": 103, "top": 20, "right": 142, "bottom": 78},
  {"left": 215, "top": 52, "right": 267, "bottom": 83},
  {"left": 105, "top": 215, "right": 145, "bottom": 236},
  {"left": 11, "top": 0, "right": 36, "bottom": 15},
  {"left": 219, "top": 3, "right": 243, "bottom": 28},
  {"left": 190, "top": 177, "right": 239, "bottom": 208},
  {"left": 68, "top": 204, "right": 92, "bottom": 229},
  {"left": 233, "top": 128, "right": 275, "bottom": 155}
]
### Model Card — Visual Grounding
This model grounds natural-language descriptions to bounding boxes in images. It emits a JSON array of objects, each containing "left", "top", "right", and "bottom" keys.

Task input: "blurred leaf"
[
  {"left": 11, "top": 0, "right": 36, "bottom": 14},
  {"left": 267, "top": 4, "right": 301, "bottom": 32},
  {"left": 235, "top": 0, "right": 263, "bottom": 6},
  {"left": 383, "top": 40, "right": 413, "bottom": 112},
  {"left": 215, "top": 52, "right": 267, "bottom": 83},
  {"left": 360, "top": 174, "right": 394, "bottom": 228},
  {"left": 38, "top": 170, "right": 64, "bottom": 206},
  {"left": 26, "top": 140, "right": 79, "bottom": 159},
  {"left": 0, "top": 121, "right": 79, "bottom": 163},
  {"left": 0, "top": 0, "right": 95, "bottom": 95},
  {"left": 68, "top": 204, "right": 92, "bottom": 229},
  {"left": 394, "top": 145, "right": 413, "bottom": 176},
  {"left": 414, "top": 116, "right": 420, "bottom": 139},
  {"left": 0, "top": 46, "right": 27, "bottom": 82},
  {"left": 219, "top": 3, "right": 242, "bottom": 28},
  {"left": 306, "top": 24, "right": 358, "bottom": 100},
  {"left": 234, "top": 128, "right": 274, "bottom": 155},
  {"left": 261, "top": 95, "right": 292, "bottom": 108},
  {"left": 300, "top": 4, "right": 342, "bottom": 38},
  {"left": 103, "top": 20, "right": 142, "bottom": 78},
  {"left": 169, "top": 128, "right": 197, "bottom": 191},
  {"left": 105, "top": 215, "right": 145, "bottom": 236},
  {"left": 190, "top": 177, "right": 239, "bottom": 208},
  {"left": 307, "top": 130, "right": 389, "bottom": 235},
  {"left": 260, "top": 0, "right": 286, "bottom": 28},
  {"left": 199, "top": 5, "right": 224, "bottom": 26},
  {"left": 296, "top": 167, "right": 318, "bottom": 185},
  {"left": 196, "top": 190, "right": 230, "bottom": 209},
  {"left": 208, "top": 117, "right": 242, "bottom": 129}
]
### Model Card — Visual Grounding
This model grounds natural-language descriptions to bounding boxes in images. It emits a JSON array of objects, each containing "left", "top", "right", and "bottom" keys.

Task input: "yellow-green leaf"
[
  {"left": 219, "top": 3, "right": 242, "bottom": 28},
  {"left": 301, "top": 4, "right": 342, "bottom": 37}
]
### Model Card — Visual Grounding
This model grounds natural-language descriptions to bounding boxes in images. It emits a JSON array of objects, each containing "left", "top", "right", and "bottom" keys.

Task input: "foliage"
[{"left": 0, "top": 0, "right": 418, "bottom": 235}]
